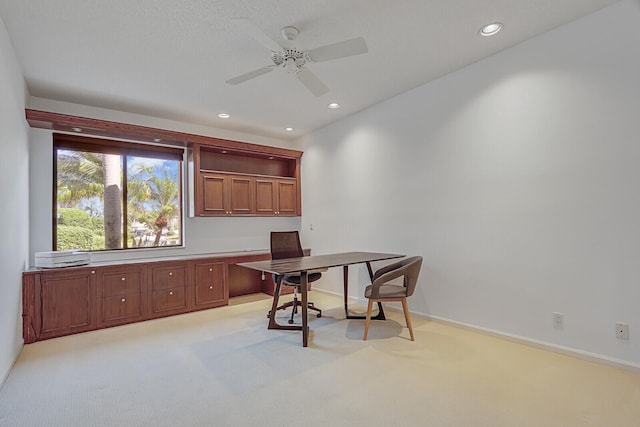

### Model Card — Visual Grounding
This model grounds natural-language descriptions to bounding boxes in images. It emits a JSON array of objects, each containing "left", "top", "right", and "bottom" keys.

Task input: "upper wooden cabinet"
[
  {"left": 192, "top": 142, "right": 302, "bottom": 217},
  {"left": 201, "top": 173, "right": 254, "bottom": 216},
  {"left": 255, "top": 178, "right": 298, "bottom": 216},
  {"left": 22, "top": 110, "right": 303, "bottom": 218}
]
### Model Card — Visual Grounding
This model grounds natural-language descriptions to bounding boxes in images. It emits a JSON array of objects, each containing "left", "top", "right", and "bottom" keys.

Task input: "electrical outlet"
[
  {"left": 616, "top": 322, "right": 629, "bottom": 340},
  {"left": 553, "top": 312, "right": 564, "bottom": 330}
]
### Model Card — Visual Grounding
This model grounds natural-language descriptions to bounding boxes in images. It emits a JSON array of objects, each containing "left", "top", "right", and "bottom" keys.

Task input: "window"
[{"left": 54, "top": 134, "right": 184, "bottom": 251}]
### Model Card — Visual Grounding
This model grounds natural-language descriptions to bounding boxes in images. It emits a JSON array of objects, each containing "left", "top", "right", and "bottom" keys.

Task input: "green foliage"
[
  {"left": 92, "top": 235, "right": 105, "bottom": 250},
  {"left": 57, "top": 225, "right": 94, "bottom": 251},
  {"left": 58, "top": 208, "right": 93, "bottom": 228},
  {"left": 92, "top": 217, "right": 104, "bottom": 235},
  {"left": 57, "top": 150, "right": 182, "bottom": 250}
]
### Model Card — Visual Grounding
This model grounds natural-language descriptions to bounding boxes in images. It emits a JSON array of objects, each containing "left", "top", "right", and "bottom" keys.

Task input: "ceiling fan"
[{"left": 226, "top": 18, "right": 368, "bottom": 97}]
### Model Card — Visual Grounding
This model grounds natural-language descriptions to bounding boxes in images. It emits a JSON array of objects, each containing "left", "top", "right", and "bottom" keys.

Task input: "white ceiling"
[{"left": 0, "top": 0, "right": 620, "bottom": 140}]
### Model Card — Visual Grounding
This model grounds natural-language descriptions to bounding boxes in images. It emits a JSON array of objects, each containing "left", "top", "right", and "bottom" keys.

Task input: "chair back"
[
  {"left": 270, "top": 231, "right": 304, "bottom": 260},
  {"left": 372, "top": 256, "right": 423, "bottom": 297},
  {"left": 401, "top": 256, "right": 423, "bottom": 297}
]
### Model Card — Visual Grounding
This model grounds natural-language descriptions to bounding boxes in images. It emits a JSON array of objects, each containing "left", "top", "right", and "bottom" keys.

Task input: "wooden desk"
[{"left": 238, "top": 251, "right": 404, "bottom": 347}]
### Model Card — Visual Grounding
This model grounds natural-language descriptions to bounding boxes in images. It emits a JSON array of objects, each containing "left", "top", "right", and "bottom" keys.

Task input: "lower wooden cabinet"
[
  {"left": 149, "top": 263, "right": 189, "bottom": 316},
  {"left": 38, "top": 269, "right": 97, "bottom": 340},
  {"left": 97, "top": 265, "right": 147, "bottom": 327},
  {"left": 194, "top": 261, "right": 227, "bottom": 308},
  {"left": 22, "top": 252, "right": 274, "bottom": 343}
]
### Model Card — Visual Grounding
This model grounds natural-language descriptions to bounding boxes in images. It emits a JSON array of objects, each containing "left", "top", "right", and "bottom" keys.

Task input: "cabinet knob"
[
  {"left": 169, "top": 291, "right": 173, "bottom": 295},
  {"left": 91, "top": 270, "right": 95, "bottom": 274},
  {"left": 209, "top": 285, "right": 213, "bottom": 290},
  {"left": 121, "top": 277, "right": 126, "bottom": 281},
  {"left": 209, "top": 268, "right": 213, "bottom": 272},
  {"left": 121, "top": 298, "right": 126, "bottom": 302},
  {"left": 169, "top": 272, "right": 173, "bottom": 276}
]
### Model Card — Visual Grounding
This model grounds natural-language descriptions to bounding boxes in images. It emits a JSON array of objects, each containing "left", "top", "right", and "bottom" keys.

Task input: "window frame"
[{"left": 53, "top": 133, "right": 185, "bottom": 252}]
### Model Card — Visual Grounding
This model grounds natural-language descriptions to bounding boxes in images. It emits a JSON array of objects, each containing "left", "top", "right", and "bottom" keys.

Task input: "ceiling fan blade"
[
  {"left": 307, "top": 37, "right": 368, "bottom": 62},
  {"left": 225, "top": 66, "right": 274, "bottom": 85},
  {"left": 296, "top": 69, "right": 329, "bottom": 97},
  {"left": 231, "top": 18, "right": 282, "bottom": 52}
]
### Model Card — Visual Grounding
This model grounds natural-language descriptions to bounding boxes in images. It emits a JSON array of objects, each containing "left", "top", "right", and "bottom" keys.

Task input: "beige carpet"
[{"left": 1, "top": 292, "right": 639, "bottom": 427}]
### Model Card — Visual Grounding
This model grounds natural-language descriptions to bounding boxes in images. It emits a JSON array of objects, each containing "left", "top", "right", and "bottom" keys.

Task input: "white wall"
[
  {"left": 28, "top": 100, "right": 304, "bottom": 264},
  {"left": 300, "top": 0, "right": 640, "bottom": 368},
  {"left": 0, "top": 15, "right": 29, "bottom": 384}
]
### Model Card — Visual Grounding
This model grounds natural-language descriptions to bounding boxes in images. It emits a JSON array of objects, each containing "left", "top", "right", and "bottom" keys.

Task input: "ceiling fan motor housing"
[{"left": 271, "top": 49, "right": 310, "bottom": 75}]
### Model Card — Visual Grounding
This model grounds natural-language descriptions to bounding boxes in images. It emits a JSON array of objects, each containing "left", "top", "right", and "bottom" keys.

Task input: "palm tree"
[
  {"left": 127, "top": 165, "right": 180, "bottom": 247},
  {"left": 57, "top": 150, "right": 123, "bottom": 249},
  {"left": 103, "top": 154, "right": 122, "bottom": 249},
  {"left": 56, "top": 151, "right": 103, "bottom": 207},
  {"left": 57, "top": 150, "right": 180, "bottom": 250}
]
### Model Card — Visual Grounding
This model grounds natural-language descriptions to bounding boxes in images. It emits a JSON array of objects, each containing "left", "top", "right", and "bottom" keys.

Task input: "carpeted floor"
[{"left": 1, "top": 291, "right": 639, "bottom": 427}]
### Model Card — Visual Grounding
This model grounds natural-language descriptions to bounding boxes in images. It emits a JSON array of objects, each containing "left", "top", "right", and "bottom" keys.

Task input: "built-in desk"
[{"left": 21, "top": 251, "right": 282, "bottom": 343}]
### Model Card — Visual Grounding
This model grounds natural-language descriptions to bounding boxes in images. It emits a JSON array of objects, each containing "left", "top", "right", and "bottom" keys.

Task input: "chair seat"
[
  {"left": 282, "top": 272, "right": 322, "bottom": 286},
  {"left": 365, "top": 284, "right": 407, "bottom": 299}
]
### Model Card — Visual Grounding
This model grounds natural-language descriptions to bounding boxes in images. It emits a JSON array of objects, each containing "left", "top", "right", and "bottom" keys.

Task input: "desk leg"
[
  {"left": 268, "top": 275, "right": 303, "bottom": 332},
  {"left": 343, "top": 265, "right": 349, "bottom": 317},
  {"left": 301, "top": 271, "right": 309, "bottom": 347},
  {"left": 344, "top": 262, "right": 386, "bottom": 320}
]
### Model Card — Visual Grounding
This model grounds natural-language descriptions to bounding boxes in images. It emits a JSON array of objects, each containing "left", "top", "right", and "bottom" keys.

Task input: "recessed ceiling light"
[
  {"left": 327, "top": 102, "right": 340, "bottom": 109},
  {"left": 71, "top": 127, "right": 82, "bottom": 132},
  {"left": 285, "top": 127, "right": 294, "bottom": 132},
  {"left": 217, "top": 113, "right": 230, "bottom": 119},
  {"left": 479, "top": 22, "right": 502, "bottom": 37},
  {"left": 153, "top": 138, "right": 162, "bottom": 142},
  {"left": 221, "top": 150, "right": 228, "bottom": 154}
]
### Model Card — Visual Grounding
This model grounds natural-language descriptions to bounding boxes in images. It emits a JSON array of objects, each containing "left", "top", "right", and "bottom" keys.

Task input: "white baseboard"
[
  {"left": 315, "top": 289, "right": 640, "bottom": 375},
  {"left": 0, "top": 343, "right": 23, "bottom": 392},
  {"left": 423, "top": 314, "right": 640, "bottom": 375}
]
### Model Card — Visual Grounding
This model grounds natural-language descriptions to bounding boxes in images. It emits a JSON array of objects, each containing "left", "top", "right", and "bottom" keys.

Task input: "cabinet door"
[
  {"left": 228, "top": 176, "right": 253, "bottom": 215},
  {"left": 277, "top": 179, "right": 298, "bottom": 216},
  {"left": 39, "top": 269, "right": 96, "bottom": 338},
  {"left": 194, "top": 261, "right": 227, "bottom": 308},
  {"left": 255, "top": 178, "right": 277, "bottom": 215},
  {"left": 202, "top": 174, "right": 228, "bottom": 215},
  {"left": 149, "top": 264, "right": 189, "bottom": 316},
  {"left": 98, "top": 266, "right": 146, "bottom": 326}
]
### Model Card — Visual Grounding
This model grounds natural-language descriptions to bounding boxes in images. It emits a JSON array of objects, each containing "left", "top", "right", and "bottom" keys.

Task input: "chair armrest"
[
  {"left": 372, "top": 258, "right": 406, "bottom": 282},
  {"left": 368, "top": 265, "right": 408, "bottom": 299}
]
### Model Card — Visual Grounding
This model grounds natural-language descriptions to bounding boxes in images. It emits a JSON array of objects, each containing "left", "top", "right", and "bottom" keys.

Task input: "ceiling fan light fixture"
[
  {"left": 285, "top": 57, "right": 299, "bottom": 75},
  {"left": 480, "top": 22, "right": 502, "bottom": 36}
]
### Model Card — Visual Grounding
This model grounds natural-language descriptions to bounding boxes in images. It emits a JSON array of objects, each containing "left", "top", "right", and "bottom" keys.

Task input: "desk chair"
[
  {"left": 268, "top": 231, "right": 322, "bottom": 324},
  {"left": 363, "top": 256, "right": 423, "bottom": 341}
]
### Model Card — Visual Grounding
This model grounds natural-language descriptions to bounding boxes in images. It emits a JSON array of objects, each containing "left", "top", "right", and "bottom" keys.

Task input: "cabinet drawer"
[
  {"left": 102, "top": 293, "right": 142, "bottom": 321},
  {"left": 102, "top": 271, "right": 143, "bottom": 297},
  {"left": 151, "top": 287, "right": 187, "bottom": 313},
  {"left": 194, "top": 262, "right": 225, "bottom": 306},
  {"left": 151, "top": 266, "right": 186, "bottom": 290}
]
